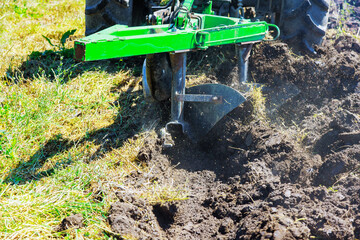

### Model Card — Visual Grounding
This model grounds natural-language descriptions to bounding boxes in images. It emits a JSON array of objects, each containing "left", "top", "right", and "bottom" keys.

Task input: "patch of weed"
[
  {"left": 140, "top": 181, "right": 189, "bottom": 204},
  {"left": 248, "top": 84, "right": 267, "bottom": 121},
  {"left": 0, "top": 7, "right": 149, "bottom": 235}
]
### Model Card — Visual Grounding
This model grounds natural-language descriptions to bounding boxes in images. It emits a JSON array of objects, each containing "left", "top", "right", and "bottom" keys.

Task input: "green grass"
[
  {"left": 0, "top": 65, "right": 150, "bottom": 238},
  {"left": 0, "top": 0, "right": 84, "bottom": 76},
  {"left": 0, "top": 0, "right": 166, "bottom": 238}
]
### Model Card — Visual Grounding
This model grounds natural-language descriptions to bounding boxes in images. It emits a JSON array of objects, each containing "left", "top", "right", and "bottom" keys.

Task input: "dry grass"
[
  {"left": 0, "top": 0, "right": 159, "bottom": 238},
  {"left": 248, "top": 83, "right": 267, "bottom": 121},
  {"left": 140, "top": 181, "right": 189, "bottom": 204},
  {"left": 0, "top": 0, "right": 84, "bottom": 76}
]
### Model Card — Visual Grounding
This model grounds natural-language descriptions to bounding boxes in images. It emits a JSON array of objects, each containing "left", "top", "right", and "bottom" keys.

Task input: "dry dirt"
[
  {"left": 329, "top": 0, "right": 360, "bottom": 33},
  {"left": 102, "top": 31, "right": 360, "bottom": 240}
]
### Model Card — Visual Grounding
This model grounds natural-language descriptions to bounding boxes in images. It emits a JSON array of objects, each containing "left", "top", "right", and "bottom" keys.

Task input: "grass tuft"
[
  {"left": 248, "top": 84, "right": 267, "bottom": 121},
  {"left": 140, "top": 181, "right": 189, "bottom": 204}
]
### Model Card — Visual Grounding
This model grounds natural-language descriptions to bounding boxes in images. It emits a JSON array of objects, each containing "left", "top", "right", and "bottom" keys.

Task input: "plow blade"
[{"left": 184, "top": 84, "right": 246, "bottom": 141}]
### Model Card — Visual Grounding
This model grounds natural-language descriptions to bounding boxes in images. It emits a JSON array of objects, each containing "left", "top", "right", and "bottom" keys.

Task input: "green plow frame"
[
  {"left": 75, "top": 15, "right": 278, "bottom": 61},
  {"left": 74, "top": 0, "right": 279, "bottom": 144}
]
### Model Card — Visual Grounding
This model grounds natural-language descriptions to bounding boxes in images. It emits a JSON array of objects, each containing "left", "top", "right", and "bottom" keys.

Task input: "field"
[{"left": 1, "top": 0, "right": 360, "bottom": 239}]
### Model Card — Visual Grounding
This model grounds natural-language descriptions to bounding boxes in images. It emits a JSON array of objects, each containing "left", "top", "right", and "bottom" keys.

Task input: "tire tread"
[
  {"left": 281, "top": 0, "right": 329, "bottom": 52},
  {"left": 85, "top": 0, "right": 132, "bottom": 36},
  {"left": 85, "top": 0, "right": 108, "bottom": 15},
  {"left": 312, "top": 0, "right": 330, "bottom": 10},
  {"left": 304, "top": 14, "right": 326, "bottom": 36},
  {"left": 283, "top": 0, "right": 311, "bottom": 20}
]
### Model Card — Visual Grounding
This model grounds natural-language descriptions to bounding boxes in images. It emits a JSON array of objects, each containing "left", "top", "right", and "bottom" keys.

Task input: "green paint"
[{"left": 74, "top": 2, "right": 280, "bottom": 62}]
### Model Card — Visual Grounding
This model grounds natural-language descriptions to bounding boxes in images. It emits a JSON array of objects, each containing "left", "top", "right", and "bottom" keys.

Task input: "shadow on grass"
[
  {"left": 2, "top": 45, "right": 235, "bottom": 184},
  {"left": 3, "top": 89, "right": 156, "bottom": 184},
  {"left": 2, "top": 48, "right": 145, "bottom": 84},
  {"left": 3, "top": 44, "right": 240, "bottom": 85}
]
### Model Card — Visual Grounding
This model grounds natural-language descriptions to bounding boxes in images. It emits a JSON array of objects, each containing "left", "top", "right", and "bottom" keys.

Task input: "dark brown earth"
[{"left": 104, "top": 30, "right": 360, "bottom": 239}]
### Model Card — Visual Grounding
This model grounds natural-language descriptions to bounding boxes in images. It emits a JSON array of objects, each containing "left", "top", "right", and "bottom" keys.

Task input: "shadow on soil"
[{"left": 162, "top": 103, "right": 255, "bottom": 182}]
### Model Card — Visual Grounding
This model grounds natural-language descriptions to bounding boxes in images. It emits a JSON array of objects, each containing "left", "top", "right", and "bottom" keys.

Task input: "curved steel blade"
[{"left": 184, "top": 83, "right": 246, "bottom": 141}]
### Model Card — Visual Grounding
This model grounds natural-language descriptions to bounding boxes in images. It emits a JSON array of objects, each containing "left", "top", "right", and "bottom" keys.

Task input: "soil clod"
[{"left": 54, "top": 213, "right": 84, "bottom": 232}]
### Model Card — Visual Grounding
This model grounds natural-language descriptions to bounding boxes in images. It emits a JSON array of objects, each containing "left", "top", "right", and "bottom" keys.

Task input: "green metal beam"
[{"left": 75, "top": 15, "right": 278, "bottom": 62}]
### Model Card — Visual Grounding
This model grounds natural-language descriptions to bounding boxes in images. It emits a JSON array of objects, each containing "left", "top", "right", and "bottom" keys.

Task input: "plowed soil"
[
  {"left": 106, "top": 20, "right": 360, "bottom": 240},
  {"left": 106, "top": 34, "right": 360, "bottom": 239}
]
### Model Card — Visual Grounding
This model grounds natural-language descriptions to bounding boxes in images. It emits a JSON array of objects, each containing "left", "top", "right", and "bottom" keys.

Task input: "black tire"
[
  {"left": 85, "top": 0, "right": 148, "bottom": 36},
  {"left": 145, "top": 53, "right": 172, "bottom": 102},
  {"left": 281, "top": 0, "right": 330, "bottom": 53},
  {"left": 213, "top": 0, "right": 241, "bottom": 18},
  {"left": 85, "top": 0, "right": 171, "bottom": 101}
]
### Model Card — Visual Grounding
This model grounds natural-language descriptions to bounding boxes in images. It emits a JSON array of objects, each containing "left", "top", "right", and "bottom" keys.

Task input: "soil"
[
  {"left": 54, "top": 213, "right": 84, "bottom": 232},
  {"left": 73, "top": 3, "right": 360, "bottom": 239},
  {"left": 103, "top": 31, "right": 360, "bottom": 239},
  {"left": 329, "top": 0, "right": 360, "bottom": 33}
]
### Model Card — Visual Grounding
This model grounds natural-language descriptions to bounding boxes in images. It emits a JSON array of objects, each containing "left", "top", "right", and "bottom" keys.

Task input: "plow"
[{"left": 75, "top": 0, "right": 329, "bottom": 145}]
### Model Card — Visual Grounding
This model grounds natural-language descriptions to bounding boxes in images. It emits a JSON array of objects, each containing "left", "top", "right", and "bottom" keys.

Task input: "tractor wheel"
[
  {"left": 144, "top": 53, "right": 172, "bottom": 102},
  {"left": 85, "top": 0, "right": 147, "bottom": 36},
  {"left": 281, "top": 0, "right": 330, "bottom": 53},
  {"left": 84, "top": 1, "right": 170, "bottom": 101}
]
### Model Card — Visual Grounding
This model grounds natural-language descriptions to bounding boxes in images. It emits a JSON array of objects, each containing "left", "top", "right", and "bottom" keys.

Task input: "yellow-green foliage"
[
  {"left": 0, "top": 71, "right": 130, "bottom": 180},
  {"left": 0, "top": 0, "right": 160, "bottom": 238},
  {"left": 0, "top": 0, "right": 85, "bottom": 76},
  {"left": 249, "top": 84, "right": 266, "bottom": 120},
  {"left": 140, "top": 181, "right": 189, "bottom": 204},
  {"left": 0, "top": 67, "right": 149, "bottom": 238}
]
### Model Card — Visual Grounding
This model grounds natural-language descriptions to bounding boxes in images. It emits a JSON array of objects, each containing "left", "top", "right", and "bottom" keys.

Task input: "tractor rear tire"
[
  {"left": 85, "top": 0, "right": 148, "bottom": 36},
  {"left": 281, "top": 0, "right": 330, "bottom": 53},
  {"left": 85, "top": 0, "right": 132, "bottom": 35}
]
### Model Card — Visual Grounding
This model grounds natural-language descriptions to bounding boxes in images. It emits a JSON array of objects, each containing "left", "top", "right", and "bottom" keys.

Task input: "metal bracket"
[
  {"left": 175, "top": 93, "right": 223, "bottom": 103},
  {"left": 163, "top": 52, "right": 246, "bottom": 146}
]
